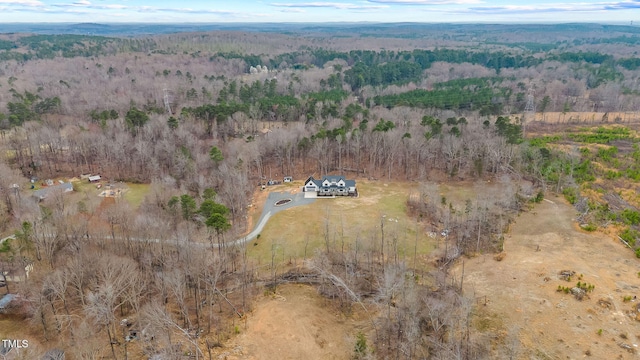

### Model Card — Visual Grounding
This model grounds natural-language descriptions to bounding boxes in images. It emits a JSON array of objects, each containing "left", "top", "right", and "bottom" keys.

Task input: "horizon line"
[{"left": 0, "top": 21, "right": 637, "bottom": 25}]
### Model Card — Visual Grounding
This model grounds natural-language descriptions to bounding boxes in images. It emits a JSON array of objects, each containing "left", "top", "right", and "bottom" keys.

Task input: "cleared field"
[
  {"left": 212, "top": 284, "right": 366, "bottom": 360},
  {"left": 68, "top": 180, "right": 150, "bottom": 209},
  {"left": 531, "top": 111, "right": 640, "bottom": 125},
  {"left": 122, "top": 183, "right": 151, "bottom": 208},
  {"left": 453, "top": 196, "right": 640, "bottom": 359},
  {"left": 247, "top": 180, "right": 436, "bottom": 266}
]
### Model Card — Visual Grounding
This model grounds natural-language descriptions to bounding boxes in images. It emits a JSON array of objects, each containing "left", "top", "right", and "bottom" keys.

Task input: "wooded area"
[{"left": 0, "top": 23, "right": 640, "bottom": 359}]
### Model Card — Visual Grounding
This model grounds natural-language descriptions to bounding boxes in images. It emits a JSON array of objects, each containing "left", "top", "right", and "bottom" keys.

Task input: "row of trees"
[
  {"left": 1, "top": 27, "right": 640, "bottom": 126},
  {"left": 0, "top": 26, "right": 637, "bottom": 358},
  {"left": 1, "top": 53, "right": 639, "bottom": 133}
]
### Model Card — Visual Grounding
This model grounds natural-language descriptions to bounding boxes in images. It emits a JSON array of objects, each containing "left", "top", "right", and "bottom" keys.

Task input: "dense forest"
[{"left": 0, "top": 23, "right": 640, "bottom": 359}]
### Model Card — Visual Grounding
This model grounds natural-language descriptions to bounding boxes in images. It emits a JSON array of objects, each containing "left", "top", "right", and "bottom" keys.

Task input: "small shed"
[
  {"left": 88, "top": 175, "right": 101, "bottom": 183},
  {"left": 284, "top": 176, "right": 293, "bottom": 183}
]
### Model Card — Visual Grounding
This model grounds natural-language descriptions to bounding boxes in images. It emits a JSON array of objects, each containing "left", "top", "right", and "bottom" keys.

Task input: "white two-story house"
[{"left": 304, "top": 175, "right": 357, "bottom": 196}]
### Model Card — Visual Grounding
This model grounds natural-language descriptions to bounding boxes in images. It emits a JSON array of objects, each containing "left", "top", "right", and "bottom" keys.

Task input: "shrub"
[
  {"left": 532, "top": 191, "right": 544, "bottom": 203},
  {"left": 620, "top": 228, "right": 639, "bottom": 247},
  {"left": 354, "top": 332, "right": 367, "bottom": 358},
  {"left": 562, "top": 187, "right": 579, "bottom": 205},
  {"left": 621, "top": 209, "right": 640, "bottom": 225}
]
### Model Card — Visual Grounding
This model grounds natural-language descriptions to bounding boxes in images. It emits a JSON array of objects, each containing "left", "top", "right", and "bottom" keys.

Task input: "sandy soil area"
[
  {"left": 212, "top": 284, "right": 363, "bottom": 360},
  {"left": 453, "top": 195, "right": 640, "bottom": 359}
]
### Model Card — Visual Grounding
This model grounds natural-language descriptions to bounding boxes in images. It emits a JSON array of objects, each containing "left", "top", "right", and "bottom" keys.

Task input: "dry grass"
[
  {"left": 212, "top": 284, "right": 365, "bottom": 360},
  {"left": 247, "top": 180, "right": 436, "bottom": 266},
  {"left": 122, "top": 183, "right": 151, "bottom": 209},
  {"left": 0, "top": 315, "right": 27, "bottom": 339},
  {"left": 453, "top": 197, "right": 640, "bottom": 359},
  {"left": 67, "top": 180, "right": 150, "bottom": 210},
  {"left": 531, "top": 111, "right": 640, "bottom": 125}
]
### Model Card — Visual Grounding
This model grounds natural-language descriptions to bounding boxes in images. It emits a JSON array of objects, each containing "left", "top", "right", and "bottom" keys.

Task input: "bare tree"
[
  {"left": 140, "top": 301, "right": 205, "bottom": 360},
  {"left": 163, "top": 268, "right": 190, "bottom": 329},
  {"left": 84, "top": 254, "right": 144, "bottom": 360}
]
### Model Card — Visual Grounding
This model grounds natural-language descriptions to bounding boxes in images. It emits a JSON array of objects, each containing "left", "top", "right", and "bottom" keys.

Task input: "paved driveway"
[
  {"left": 229, "top": 190, "right": 316, "bottom": 246},
  {"left": 1, "top": 191, "right": 316, "bottom": 249}
]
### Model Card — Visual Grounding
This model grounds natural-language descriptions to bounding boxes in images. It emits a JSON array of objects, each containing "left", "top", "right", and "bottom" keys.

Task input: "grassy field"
[
  {"left": 246, "top": 180, "right": 437, "bottom": 266},
  {"left": 122, "top": 183, "right": 151, "bottom": 208},
  {"left": 69, "top": 180, "right": 150, "bottom": 209}
]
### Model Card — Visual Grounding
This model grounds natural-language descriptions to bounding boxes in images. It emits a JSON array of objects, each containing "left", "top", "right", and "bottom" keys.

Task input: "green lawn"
[
  {"left": 123, "top": 183, "right": 151, "bottom": 208},
  {"left": 247, "top": 180, "right": 436, "bottom": 266},
  {"left": 65, "top": 180, "right": 151, "bottom": 210}
]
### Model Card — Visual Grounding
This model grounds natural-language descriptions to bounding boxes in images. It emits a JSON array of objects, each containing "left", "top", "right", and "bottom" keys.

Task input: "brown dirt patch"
[
  {"left": 530, "top": 111, "right": 640, "bottom": 125},
  {"left": 213, "top": 284, "right": 363, "bottom": 360},
  {"left": 454, "top": 195, "right": 640, "bottom": 359}
]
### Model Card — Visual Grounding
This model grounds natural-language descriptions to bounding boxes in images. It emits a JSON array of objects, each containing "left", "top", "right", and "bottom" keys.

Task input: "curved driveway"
[
  {"left": 3, "top": 191, "right": 315, "bottom": 250},
  {"left": 228, "top": 191, "right": 316, "bottom": 246}
]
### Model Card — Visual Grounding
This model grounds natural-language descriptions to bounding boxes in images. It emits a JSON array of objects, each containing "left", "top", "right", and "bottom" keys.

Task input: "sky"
[{"left": 0, "top": 0, "right": 639, "bottom": 24}]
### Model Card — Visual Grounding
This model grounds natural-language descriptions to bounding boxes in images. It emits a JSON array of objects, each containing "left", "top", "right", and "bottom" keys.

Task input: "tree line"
[{"left": 0, "top": 25, "right": 639, "bottom": 358}]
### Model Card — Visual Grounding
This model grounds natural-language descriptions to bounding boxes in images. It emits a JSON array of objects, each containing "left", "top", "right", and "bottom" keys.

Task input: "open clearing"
[
  {"left": 453, "top": 195, "right": 640, "bottom": 359},
  {"left": 530, "top": 111, "right": 640, "bottom": 125},
  {"left": 121, "top": 183, "right": 151, "bottom": 208},
  {"left": 246, "top": 180, "right": 436, "bottom": 266},
  {"left": 212, "top": 284, "right": 365, "bottom": 360}
]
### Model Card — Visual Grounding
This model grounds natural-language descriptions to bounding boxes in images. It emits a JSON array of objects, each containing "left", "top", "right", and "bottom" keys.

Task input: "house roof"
[
  {"left": 305, "top": 176, "right": 319, "bottom": 186},
  {"left": 322, "top": 175, "right": 346, "bottom": 183},
  {"left": 33, "top": 182, "right": 73, "bottom": 199},
  {"left": 305, "top": 175, "right": 356, "bottom": 188}
]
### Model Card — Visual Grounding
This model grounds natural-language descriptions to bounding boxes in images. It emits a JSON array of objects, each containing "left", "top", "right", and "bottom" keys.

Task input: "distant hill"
[{"left": 0, "top": 22, "right": 639, "bottom": 37}]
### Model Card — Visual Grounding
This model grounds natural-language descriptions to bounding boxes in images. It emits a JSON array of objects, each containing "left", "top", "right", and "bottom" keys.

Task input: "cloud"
[
  {"left": 463, "top": 1, "right": 640, "bottom": 14},
  {"left": 0, "top": 0, "right": 43, "bottom": 5},
  {"left": 270, "top": 2, "right": 388, "bottom": 10},
  {"left": 149, "top": 7, "right": 241, "bottom": 16},
  {"left": 52, "top": 1, "right": 128, "bottom": 9},
  {"left": 279, "top": 8, "right": 307, "bottom": 12},
  {"left": 367, "top": 0, "right": 481, "bottom": 4},
  {"left": 49, "top": 1, "right": 242, "bottom": 16},
  {"left": 603, "top": 0, "right": 640, "bottom": 9}
]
